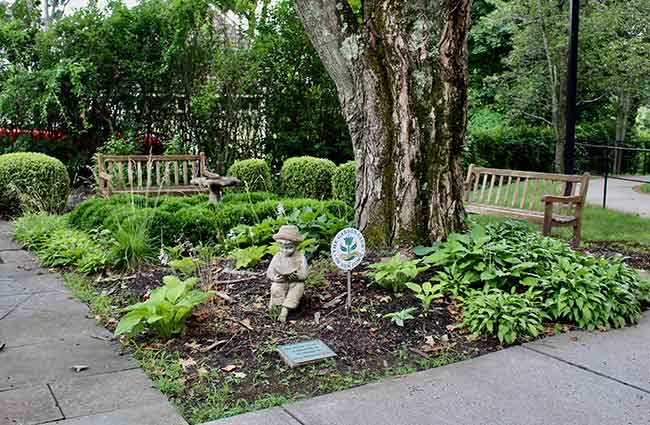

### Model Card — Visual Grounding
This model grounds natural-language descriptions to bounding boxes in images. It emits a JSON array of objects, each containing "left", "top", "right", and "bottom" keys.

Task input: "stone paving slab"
[
  {"left": 0, "top": 236, "right": 20, "bottom": 250},
  {"left": 52, "top": 402, "right": 187, "bottom": 425},
  {"left": 17, "top": 290, "right": 89, "bottom": 315},
  {"left": 0, "top": 272, "right": 67, "bottom": 296},
  {"left": 50, "top": 369, "right": 170, "bottom": 419},
  {"left": 0, "top": 384, "right": 64, "bottom": 425},
  {"left": 282, "top": 347, "right": 650, "bottom": 425},
  {"left": 0, "top": 303, "right": 112, "bottom": 348},
  {"left": 0, "top": 336, "right": 137, "bottom": 390},
  {"left": 526, "top": 313, "right": 650, "bottom": 393},
  {"left": 0, "top": 248, "right": 39, "bottom": 266},
  {"left": 201, "top": 408, "right": 301, "bottom": 425}
]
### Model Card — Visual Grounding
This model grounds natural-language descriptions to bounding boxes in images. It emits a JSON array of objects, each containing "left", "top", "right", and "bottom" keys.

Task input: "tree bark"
[
  {"left": 295, "top": 0, "right": 470, "bottom": 246},
  {"left": 613, "top": 88, "right": 632, "bottom": 174}
]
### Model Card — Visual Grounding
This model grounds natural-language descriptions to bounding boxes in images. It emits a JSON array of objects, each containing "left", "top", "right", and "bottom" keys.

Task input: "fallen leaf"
[
  {"left": 179, "top": 357, "right": 197, "bottom": 370},
  {"left": 222, "top": 364, "right": 238, "bottom": 372},
  {"left": 240, "top": 318, "right": 254, "bottom": 331},
  {"left": 568, "top": 335, "right": 578, "bottom": 342},
  {"left": 70, "top": 365, "right": 88, "bottom": 373},
  {"left": 465, "top": 334, "right": 479, "bottom": 342}
]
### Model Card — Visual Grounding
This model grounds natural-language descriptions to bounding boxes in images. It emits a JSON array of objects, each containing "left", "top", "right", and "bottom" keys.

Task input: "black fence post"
[{"left": 602, "top": 147, "right": 609, "bottom": 209}]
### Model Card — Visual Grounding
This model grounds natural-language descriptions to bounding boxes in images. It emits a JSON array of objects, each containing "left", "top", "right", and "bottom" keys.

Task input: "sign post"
[{"left": 330, "top": 228, "right": 366, "bottom": 310}]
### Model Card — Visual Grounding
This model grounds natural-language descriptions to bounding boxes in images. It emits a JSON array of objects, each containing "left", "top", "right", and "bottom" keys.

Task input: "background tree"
[{"left": 294, "top": 0, "right": 472, "bottom": 245}]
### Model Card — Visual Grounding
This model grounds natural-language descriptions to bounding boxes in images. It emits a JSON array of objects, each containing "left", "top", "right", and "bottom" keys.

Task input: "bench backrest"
[
  {"left": 97, "top": 153, "right": 207, "bottom": 192},
  {"left": 464, "top": 165, "right": 590, "bottom": 213}
]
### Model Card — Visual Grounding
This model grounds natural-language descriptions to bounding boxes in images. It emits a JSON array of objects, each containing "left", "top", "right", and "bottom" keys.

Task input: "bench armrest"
[{"left": 542, "top": 195, "right": 583, "bottom": 205}]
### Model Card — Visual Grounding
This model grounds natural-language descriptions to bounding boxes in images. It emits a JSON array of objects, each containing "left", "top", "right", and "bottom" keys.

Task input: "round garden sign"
[{"left": 331, "top": 228, "right": 365, "bottom": 309}]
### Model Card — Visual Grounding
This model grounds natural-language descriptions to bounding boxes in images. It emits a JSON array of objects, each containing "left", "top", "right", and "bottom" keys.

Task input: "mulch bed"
[
  {"left": 95, "top": 255, "right": 505, "bottom": 414},
  {"left": 90, "top": 242, "right": 648, "bottom": 420},
  {"left": 582, "top": 241, "right": 650, "bottom": 270}
]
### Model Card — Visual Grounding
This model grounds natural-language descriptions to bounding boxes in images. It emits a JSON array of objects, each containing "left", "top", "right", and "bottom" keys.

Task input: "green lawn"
[
  {"left": 640, "top": 183, "right": 650, "bottom": 193},
  {"left": 471, "top": 205, "right": 650, "bottom": 248}
]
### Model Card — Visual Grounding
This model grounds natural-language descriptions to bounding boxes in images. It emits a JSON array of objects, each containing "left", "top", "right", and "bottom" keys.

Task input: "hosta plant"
[
  {"left": 405, "top": 281, "right": 444, "bottom": 311},
  {"left": 462, "top": 288, "right": 547, "bottom": 345},
  {"left": 384, "top": 307, "right": 417, "bottom": 327},
  {"left": 229, "top": 245, "right": 270, "bottom": 269},
  {"left": 115, "top": 275, "right": 214, "bottom": 340},
  {"left": 368, "top": 254, "right": 429, "bottom": 293},
  {"left": 169, "top": 257, "right": 197, "bottom": 276}
]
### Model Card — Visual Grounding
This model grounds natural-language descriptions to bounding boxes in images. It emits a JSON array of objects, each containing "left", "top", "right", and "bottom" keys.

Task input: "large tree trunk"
[{"left": 295, "top": 0, "right": 471, "bottom": 246}]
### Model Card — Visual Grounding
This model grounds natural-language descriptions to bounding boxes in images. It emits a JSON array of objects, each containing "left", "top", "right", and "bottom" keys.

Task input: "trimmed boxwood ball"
[
  {"left": 332, "top": 161, "right": 355, "bottom": 207},
  {"left": 280, "top": 156, "right": 336, "bottom": 199},
  {"left": 226, "top": 159, "right": 272, "bottom": 192},
  {"left": 0, "top": 152, "right": 70, "bottom": 213}
]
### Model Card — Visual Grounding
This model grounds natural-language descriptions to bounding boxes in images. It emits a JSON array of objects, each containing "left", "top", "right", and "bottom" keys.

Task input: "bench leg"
[
  {"left": 572, "top": 220, "right": 581, "bottom": 248},
  {"left": 542, "top": 203, "right": 553, "bottom": 236}
]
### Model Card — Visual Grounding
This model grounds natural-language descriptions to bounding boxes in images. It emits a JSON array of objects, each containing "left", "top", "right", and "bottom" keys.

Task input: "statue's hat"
[{"left": 272, "top": 225, "right": 304, "bottom": 243}]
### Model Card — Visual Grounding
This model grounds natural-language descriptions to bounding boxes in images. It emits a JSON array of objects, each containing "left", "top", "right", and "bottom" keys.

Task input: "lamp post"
[{"left": 564, "top": 0, "right": 580, "bottom": 175}]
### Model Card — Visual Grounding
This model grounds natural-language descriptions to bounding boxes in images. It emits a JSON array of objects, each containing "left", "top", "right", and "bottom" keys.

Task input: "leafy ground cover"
[
  {"left": 638, "top": 183, "right": 650, "bottom": 193},
  {"left": 12, "top": 195, "right": 650, "bottom": 424}
]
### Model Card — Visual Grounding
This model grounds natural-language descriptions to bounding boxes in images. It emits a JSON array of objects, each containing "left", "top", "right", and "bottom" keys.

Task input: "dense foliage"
[
  {"left": 0, "top": 152, "right": 70, "bottom": 213},
  {"left": 68, "top": 193, "right": 352, "bottom": 247},
  {"left": 0, "top": 0, "right": 352, "bottom": 173}
]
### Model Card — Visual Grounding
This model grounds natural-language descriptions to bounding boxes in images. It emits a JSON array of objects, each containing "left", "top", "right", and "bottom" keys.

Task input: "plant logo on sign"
[{"left": 331, "top": 228, "right": 365, "bottom": 271}]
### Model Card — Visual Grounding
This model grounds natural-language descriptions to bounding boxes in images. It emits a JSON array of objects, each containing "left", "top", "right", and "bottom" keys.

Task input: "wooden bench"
[
  {"left": 96, "top": 153, "right": 219, "bottom": 197},
  {"left": 464, "top": 165, "right": 590, "bottom": 247}
]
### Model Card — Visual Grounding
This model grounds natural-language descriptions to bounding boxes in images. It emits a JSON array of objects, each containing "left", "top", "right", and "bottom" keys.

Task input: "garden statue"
[{"left": 267, "top": 225, "right": 309, "bottom": 322}]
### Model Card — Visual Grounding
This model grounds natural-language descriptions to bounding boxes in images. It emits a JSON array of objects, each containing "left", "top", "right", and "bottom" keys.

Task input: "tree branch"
[
  {"left": 522, "top": 111, "right": 553, "bottom": 126},
  {"left": 294, "top": 0, "right": 361, "bottom": 100}
]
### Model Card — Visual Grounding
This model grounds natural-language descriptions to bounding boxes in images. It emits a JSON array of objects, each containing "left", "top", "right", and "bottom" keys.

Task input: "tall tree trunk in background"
[
  {"left": 295, "top": 0, "right": 471, "bottom": 246},
  {"left": 537, "top": 0, "right": 566, "bottom": 173},
  {"left": 613, "top": 89, "right": 632, "bottom": 174}
]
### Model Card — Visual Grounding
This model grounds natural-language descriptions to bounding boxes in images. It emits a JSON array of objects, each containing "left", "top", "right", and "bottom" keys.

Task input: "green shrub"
[
  {"left": 0, "top": 152, "right": 70, "bottom": 213},
  {"left": 115, "top": 275, "right": 214, "bottom": 340},
  {"left": 69, "top": 195, "right": 353, "bottom": 248},
  {"left": 462, "top": 288, "right": 546, "bottom": 345},
  {"left": 13, "top": 213, "right": 68, "bottom": 250},
  {"left": 226, "top": 159, "right": 272, "bottom": 192},
  {"left": 220, "top": 191, "right": 278, "bottom": 204},
  {"left": 280, "top": 156, "right": 336, "bottom": 199},
  {"left": 331, "top": 161, "right": 355, "bottom": 206},
  {"left": 368, "top": 254, "right": 429, "bottom": 293}
]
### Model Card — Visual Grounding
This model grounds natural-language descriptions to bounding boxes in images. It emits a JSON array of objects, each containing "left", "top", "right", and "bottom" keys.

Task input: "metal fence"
[{"left": 577, "top": 143, "right": 650, "bottom": 208}]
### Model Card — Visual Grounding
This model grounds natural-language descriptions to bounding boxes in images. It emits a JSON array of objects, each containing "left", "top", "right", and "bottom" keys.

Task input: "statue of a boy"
[{"left": 266, "top": 225, "right": 309, "bottom": 322}]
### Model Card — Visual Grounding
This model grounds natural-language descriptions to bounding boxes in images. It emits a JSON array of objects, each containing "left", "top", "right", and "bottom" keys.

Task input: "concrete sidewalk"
[
  {"left": 0, "top": 221, "right": 187, "bottom": 425},
  {"left": 206, "top": 315, "right": 650, "bottom": 425},
  {"left": 586, "top": 175, "right": 650, "bottom": 217}
]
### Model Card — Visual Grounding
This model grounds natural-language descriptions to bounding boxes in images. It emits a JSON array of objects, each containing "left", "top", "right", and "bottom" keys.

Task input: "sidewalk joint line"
[
  {"left": 523, "top": 346, "right": 650, "bottom": 395},
  {"left": 46, "top": 383, "right": 65, "bottom": 420},
  {"left": 282, "top": 406, "right": 308, "bottom": 425}
]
